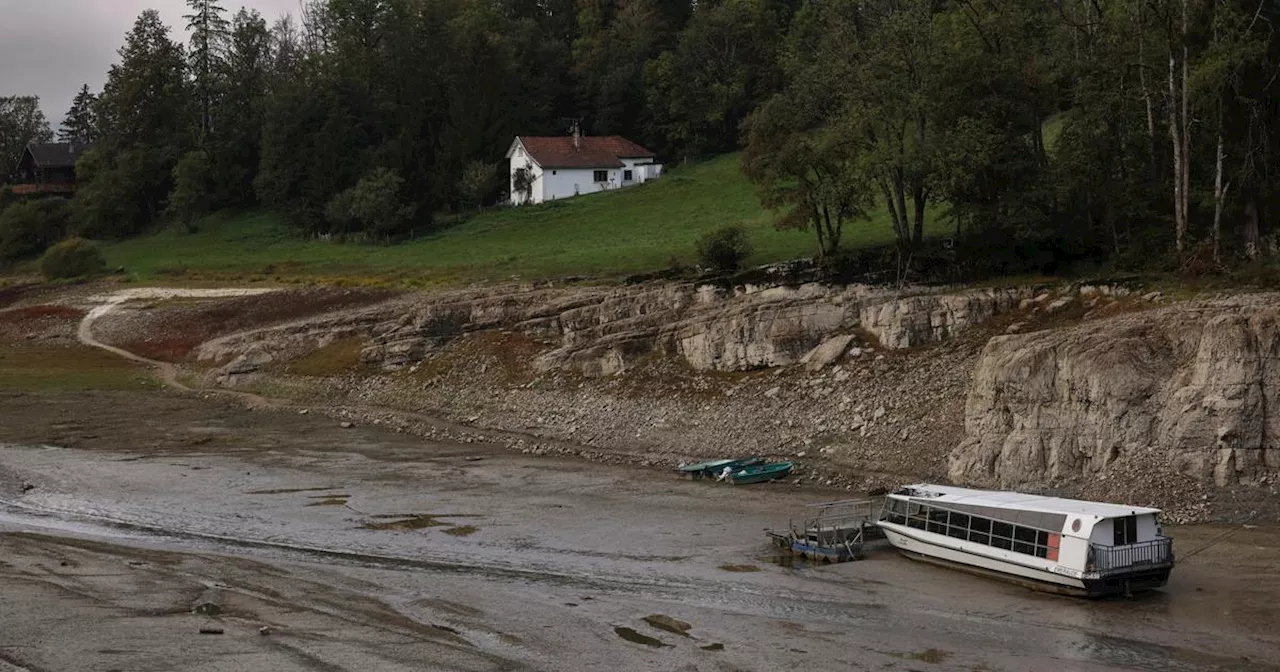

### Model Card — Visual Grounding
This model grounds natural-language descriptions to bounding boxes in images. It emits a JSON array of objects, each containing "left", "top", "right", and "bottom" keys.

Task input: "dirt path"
[{"left": 77, "top": 287, "right": 278, "bottom": 403}]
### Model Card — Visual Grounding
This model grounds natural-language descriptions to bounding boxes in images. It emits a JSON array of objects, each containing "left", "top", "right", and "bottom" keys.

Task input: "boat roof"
[{"left": 892, "top": 483, "right": 1161, "bottom": 519}]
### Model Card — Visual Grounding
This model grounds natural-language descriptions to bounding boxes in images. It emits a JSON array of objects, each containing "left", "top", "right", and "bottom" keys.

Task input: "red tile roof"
[{"left": 514, "top": 136, "right": 655, "bottom": 169}]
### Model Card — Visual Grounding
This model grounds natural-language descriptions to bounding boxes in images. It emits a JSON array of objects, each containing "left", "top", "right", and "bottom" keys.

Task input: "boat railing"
[{"left": 1088, "top": 537, "right": 1173, "bottom": 574}]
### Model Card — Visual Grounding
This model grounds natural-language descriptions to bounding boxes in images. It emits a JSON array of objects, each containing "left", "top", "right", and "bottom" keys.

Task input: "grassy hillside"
[{"left": 103, "top": 153, "right": 944, "bottom": 285}]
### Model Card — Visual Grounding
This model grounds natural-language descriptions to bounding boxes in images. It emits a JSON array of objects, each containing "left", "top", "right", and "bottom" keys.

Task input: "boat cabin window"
[
  {"left": 884, "top": 500, "right": 1061, "bottom": 560},
  {"left": 1113, "top": 515, "right": 1139, "bottom": 546}
]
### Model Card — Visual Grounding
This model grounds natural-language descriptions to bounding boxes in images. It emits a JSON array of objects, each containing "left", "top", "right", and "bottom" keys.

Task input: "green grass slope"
[{"left": 104, "top": 153, "right": 942, "bottom": 285}]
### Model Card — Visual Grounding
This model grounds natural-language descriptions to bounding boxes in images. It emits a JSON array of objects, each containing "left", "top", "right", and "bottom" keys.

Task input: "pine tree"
[
  {"left": 184, "top": 0, "right": 230, "bottom": 143},
  {"left": 58, "top": 85, "right": 98, "bottom": 144}
]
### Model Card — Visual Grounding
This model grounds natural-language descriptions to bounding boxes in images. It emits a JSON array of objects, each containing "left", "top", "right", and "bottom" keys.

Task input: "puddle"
[
  {"left": 443, "top": 525, "right": 479, "bottom": 537},
  {"left": 364, "top": 515, "right": 451, "bottom": 531},
  {"left": 890, "top": 649, "right": 952, "bottom": 664},
  {"left": 306, "top": 495, "right": 350, "bottom": 506},
  {"left": 762, "top": 553, "right": 815, "bottom": 569},
  {"left": 248, "top": 487, "right": 336, "bottom": 495},
  {"left": 643, "top": 614, "right": 692, "bottom": 637},
  {"left": 614, "top": 626, "right": 669, "bottom": 648},
  {"left": 719, "top": 564, "right": 762, "bottom": 572}
]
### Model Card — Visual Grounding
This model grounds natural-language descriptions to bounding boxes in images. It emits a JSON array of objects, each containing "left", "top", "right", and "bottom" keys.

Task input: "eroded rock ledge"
[{"left": 950, "top": 296, "right": 1280, "bottom": 488}]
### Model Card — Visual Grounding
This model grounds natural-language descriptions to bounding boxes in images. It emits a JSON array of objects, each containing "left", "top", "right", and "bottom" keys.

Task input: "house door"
[{"left": 1113, "top": 516, "right": 1138, "bottom": 546}]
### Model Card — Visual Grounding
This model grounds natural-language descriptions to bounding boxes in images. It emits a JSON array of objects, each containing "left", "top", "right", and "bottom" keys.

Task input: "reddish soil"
[{"left": 0, "top": 305, "right": 86, "bottom": 342}]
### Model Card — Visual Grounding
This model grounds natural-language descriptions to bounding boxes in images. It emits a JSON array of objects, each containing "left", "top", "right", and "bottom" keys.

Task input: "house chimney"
[{"left": 572, "top": 120, "right": 581, "bottom": 150}]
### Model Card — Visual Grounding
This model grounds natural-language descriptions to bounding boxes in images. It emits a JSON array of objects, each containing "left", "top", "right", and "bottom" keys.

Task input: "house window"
[
  {"left": 593, "top": 170, "right": 608, "bottom": 183},
  {"left": 552, "top": 170, "right": 557, "bottom": 175},
  {"left": 624, "top": 169, "right": 633, "bottom": 181}
]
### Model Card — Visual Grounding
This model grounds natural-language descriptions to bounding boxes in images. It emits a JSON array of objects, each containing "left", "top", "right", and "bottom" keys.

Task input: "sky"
[{"left": 1, "top": 0, "right": 300, "bottom": 130}]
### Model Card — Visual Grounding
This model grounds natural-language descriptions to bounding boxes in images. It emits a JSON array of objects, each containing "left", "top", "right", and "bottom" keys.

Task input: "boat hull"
[{"left": 880, "top": 526, "right": 1170, "bottom": 598}]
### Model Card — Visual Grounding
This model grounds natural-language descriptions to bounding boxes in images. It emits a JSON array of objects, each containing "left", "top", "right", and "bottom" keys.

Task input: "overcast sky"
[{"left": 2, "top": 1, "right": 300, "bottom": 129}]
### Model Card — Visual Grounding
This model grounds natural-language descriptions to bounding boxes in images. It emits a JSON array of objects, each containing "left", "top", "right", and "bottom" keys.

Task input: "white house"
[{"left": 506, "top": 130, "right": 662, "bottom": 205}]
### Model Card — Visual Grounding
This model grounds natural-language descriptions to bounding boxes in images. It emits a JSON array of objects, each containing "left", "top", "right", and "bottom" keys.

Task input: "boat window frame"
[{"left": 890, "top": 501, "right": 1061, "bottom": 560}]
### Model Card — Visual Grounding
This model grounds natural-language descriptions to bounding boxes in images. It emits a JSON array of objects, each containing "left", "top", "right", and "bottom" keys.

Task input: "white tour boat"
[{"left": 876, "top": 484, "right": 1174, "bottom": 597}]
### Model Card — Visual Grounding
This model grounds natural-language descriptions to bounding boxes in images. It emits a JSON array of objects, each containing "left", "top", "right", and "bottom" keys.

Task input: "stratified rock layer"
[{"left": 950, "top": 297, "right": 1280, "bottom": 488}]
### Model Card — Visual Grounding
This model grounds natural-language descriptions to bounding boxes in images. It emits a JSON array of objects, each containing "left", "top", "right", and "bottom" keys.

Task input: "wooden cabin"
[{"left": 11, "top": 142, "right": 91, "bottom": 196}]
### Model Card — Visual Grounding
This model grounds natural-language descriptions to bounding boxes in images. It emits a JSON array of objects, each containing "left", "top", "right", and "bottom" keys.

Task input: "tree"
[
  {"left": 185, "top": 0, "right": 230, "bottom": 143},
  {"left": 59, "top": 85, "right": 98, "bottom": 144},
  {"left": 0, "top": 96, "right": 52, "bottom": 181},
  {"left": 743, "top": 93, "right": 869, "bottom": 258},
  {"left": 644, "top": 0, "right": 789, "bottom": 158},
  {"left": 82, "top": 10, "right": 190, "bottom": 236},
  {"left": 168, "top": 150, "right": 214, "bottom": 230},
  {"left": 458, "top": 160, "right": 498, "bottom": 210}
]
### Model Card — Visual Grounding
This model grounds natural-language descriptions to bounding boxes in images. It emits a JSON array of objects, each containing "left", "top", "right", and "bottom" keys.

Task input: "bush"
[
  {"left": 325, "top": 167, "right": 417, "bottom": 238},
  {"left": 696, "top": 225, "right": 753, "bottom": 272},
  {"left": 40, "top": 237, "right": 106, "bottom": 280},
  {"left": 0, "top": 198, "right": 72, "bottom": 261}
]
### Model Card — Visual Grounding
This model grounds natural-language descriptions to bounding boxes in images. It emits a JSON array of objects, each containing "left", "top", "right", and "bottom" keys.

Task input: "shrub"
[
  {"left": 696, "top": 225, "right": 753, "bottom": 272},
  {"left": 0, "top": 197, "right": 72, "bottom": 261},
  {"left": 325, "top": 167, "right": 416, "bottom": 238},
  {"left": 40, "top": 237, "right": 106, "bottom": 280}
]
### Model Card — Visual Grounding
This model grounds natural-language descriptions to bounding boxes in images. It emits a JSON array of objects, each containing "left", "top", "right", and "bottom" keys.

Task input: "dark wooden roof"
[
  {"left": 514, "top": 136, "right": 655, "bottom": 169},
  {"left": 23, "top": 142, "right": 93, "bottom": 169}
]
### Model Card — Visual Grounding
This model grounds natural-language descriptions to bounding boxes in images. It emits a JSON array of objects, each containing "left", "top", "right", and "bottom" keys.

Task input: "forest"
[{"left": 2, "top": 0, "right": 1280, "bottom": 280}]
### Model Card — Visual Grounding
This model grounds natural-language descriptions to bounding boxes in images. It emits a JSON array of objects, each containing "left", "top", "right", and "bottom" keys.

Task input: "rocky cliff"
[
  {"left": 198, "top": 281, "right": 1027, "bottom": 378},
  {"left": 950, "top": 296, "right": 1280, "bottom": 490}
]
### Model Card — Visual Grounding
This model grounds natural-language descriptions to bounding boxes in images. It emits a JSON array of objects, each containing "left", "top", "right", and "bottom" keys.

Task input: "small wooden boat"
[
  {"left": 728, "top": 461, "right": 793, "bottom": 485},
  {"left": 677, "top": 457, "right": 764, "bottom": 480}
]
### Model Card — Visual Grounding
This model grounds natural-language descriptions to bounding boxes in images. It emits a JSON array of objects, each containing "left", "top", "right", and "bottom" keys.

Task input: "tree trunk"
[
  {"left": 1138, "top": 4, "right": 1157, "bottom": 159},
  {"left": 1180, "top": 0, "right": 1191, "bottom": 252},
  {"left": 892, "top": 169, "right": 910, "bottom": 251},
  {"left": 1244, "top": 195, "right": 1260, "bottom": 259},
  {"left": 1212, "top": 116, "right": 1227, "bottom": 264},
  {"left": 911, "top": 184, "right": 926, "bottom": 247},
  {"left": 1168, "top": 47, "right": 1186, "bottom": 252}
]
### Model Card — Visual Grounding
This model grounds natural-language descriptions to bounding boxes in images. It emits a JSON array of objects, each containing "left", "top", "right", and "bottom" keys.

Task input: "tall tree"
[
  {"left": 0, "top": 96, "right": 52, "bottom": 180},
  {"left": 58, "top": 85, "right": 99, "bottom": 144},
  {"left": 77, "top": 10, "right": 189, "bottom": 236},
  {"left": 185, "top": 0, "right": 230, "bottom": 143}
]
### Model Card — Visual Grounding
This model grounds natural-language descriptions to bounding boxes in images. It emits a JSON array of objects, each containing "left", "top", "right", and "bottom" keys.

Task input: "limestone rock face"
[
  {"left": 196, "top": 282, "right": 1026, "bottom": 378},
  {"left": 950, "top": 298, "right": 1280, "bottom": 488},
  {"left": 860, "top": 288, "right": 1029, "bottom": 349}
]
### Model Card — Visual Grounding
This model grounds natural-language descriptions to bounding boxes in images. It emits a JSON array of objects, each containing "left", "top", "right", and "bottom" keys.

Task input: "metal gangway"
[{"left": 768, "top": 498, "right": 886, "bottom": 563}]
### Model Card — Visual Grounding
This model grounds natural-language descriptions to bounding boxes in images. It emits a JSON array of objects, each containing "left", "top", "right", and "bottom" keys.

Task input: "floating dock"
[{"left": 767, "top": 499, "right": 886, "bottom": 563}]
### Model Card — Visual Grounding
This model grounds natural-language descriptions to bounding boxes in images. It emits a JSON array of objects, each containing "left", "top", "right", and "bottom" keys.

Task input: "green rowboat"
[
  {"left": 728, "top": 461, "right": 794, "bottom": 485},
  {"left": 677, "top": 457, "right": 765, "bottom": 479}
]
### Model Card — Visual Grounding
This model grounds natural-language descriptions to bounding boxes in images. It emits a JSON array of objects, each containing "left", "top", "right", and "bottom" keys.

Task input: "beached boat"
[
  {"left": 676, "top": 457, "right": 764, "bottom": 480},
  {"left": 728, "top": 461, "right": 793, "bottom": 485},
  {"left": 876, "top": 484, "right": 1175, "bottom": 597}
]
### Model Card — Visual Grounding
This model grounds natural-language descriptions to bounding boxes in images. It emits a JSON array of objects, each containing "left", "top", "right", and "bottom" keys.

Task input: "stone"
[
  {"left": 764, "top": 387, "right": 781, "bottom": 399},
  {"left": 949, "top": 298, "right": 1280, "bottom": 489},
  {"left": 1047, "top": 298, "right": 1072, "bottom": 313},
  {"left": 873, "top": 406, "right": 886, "bottom": 420},
  {"left": 801, "top": 334, "right": 856, "bottom": 372},
  {"left": 859, "top": 288, "right": 1029, "bottom": 350},
  {"left": 1005, "top": 322, "right": 1025, "bottom": 334},
  {"left": 339, "top": 422, "right": 355, "bottom": 429},
  {"left": 298, "top": 409, "right": 309, "bottom": 415}
]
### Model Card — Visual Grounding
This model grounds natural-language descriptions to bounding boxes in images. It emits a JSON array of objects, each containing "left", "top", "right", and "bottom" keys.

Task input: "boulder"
[{"left": 802, "top": 334, "right": 855, "bottom": 372}]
